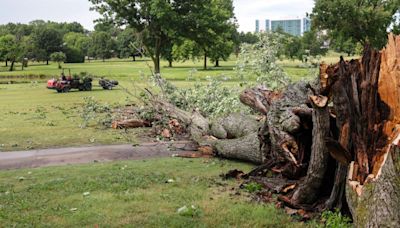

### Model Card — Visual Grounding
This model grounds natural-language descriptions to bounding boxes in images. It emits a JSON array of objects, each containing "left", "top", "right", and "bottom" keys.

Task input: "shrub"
[{"left": 64, "top": 47, "right": 85, "bottom": 63}]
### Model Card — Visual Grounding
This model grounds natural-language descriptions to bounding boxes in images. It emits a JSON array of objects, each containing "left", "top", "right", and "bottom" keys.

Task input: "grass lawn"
[
  {"left": 0, "top": 56, "right": 319, "bottom": 83},
  {"left": 0, "top": 157, "right": 319, "bottom": 227},
  {"left": 0, "top": 52, "right": 358, "bottom": 151},
  {"left": 0, "top": 83, "right": 137, "bottom": 151}
]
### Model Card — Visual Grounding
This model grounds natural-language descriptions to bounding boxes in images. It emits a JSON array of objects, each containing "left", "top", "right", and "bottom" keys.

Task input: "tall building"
[
  {"left": 255, "top": 17, "right": 311, "bottom": 36},
  {"left": 265, "top": 19, "right": 270, "bottom": 31},
  {"left": 271, "top": 19, "right": 302, "bottom": 36},
  {"left": 255, "top": 20, "right": 260, "bottom": 33}
]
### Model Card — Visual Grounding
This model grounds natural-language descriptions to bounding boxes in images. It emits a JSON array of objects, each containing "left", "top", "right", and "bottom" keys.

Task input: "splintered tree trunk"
[
  {"left": 321, "top": 34, "right": 400, "bottom": 227},
  {"left": 346, "top": 144, "right": 400, "bottom": 227},
  {"left": 346, "top": 35, "right": 400, "bottom": 227}
]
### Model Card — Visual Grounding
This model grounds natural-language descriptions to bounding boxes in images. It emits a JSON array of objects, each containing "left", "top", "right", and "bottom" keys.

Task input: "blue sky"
[{"left": 0, "top": 0, "right": 315, "bottom": 32}]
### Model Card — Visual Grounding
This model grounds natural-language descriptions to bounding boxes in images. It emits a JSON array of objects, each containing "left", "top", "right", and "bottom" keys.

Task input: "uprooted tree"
[{"left": 113, "top": 34, "right": 400, "bottom": 226}]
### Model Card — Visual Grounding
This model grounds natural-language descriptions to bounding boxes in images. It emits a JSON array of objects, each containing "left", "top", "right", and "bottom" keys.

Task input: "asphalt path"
[{"left": 0, "top": 141, "right": 197, "bottom": 170}]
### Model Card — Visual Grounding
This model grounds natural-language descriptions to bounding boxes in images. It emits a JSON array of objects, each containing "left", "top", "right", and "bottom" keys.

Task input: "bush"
[{"left": 64, "top": 47, "right": 85, "bottom": 63}]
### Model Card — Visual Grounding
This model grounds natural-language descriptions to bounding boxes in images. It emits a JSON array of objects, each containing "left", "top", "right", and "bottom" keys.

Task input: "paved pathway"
[{"left": 0, "top": 141, "right": 197, "bottom": 170}]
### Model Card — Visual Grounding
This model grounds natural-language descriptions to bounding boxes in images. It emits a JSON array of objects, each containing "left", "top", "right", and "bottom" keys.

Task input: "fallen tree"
[{"left": 113, "top": 34, "right": 400, "bottom": 226}]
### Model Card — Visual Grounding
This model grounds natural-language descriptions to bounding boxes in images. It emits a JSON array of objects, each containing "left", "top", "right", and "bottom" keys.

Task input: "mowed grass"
[
  {"left": 0, "top": 82, "right": 137, "bottom": 151},
  {"left": 0, "top": 157, "right": 318, "bottom": 227},
  {"left": 0, "top": 52, "right": 356, "bottom": 151},
  {"left": 0, "top": 58, "right": 239, "bottom": 82},
  {"left": 0, "top": 79, "right": 240, "bottom": 151},
  {"left": 0, "top": 56, "right": 318, "bottom": 82}
]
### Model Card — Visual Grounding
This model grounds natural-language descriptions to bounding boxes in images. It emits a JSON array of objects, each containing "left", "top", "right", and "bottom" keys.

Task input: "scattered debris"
[{"left": 220, "top": 169, "right": 245, "bottom": 180}]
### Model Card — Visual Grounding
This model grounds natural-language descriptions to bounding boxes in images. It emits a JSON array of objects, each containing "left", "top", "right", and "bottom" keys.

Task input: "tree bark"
[
  {"left": 215, "top": 59, "right": 219, "bottom": 67},
  {"left": 9, "top": 61, "right": 15, "bottom": 71},
  {"left": 214, "top": 132, "right": 263, "bottom": 164},
  {"left": 291, "top": 95, "right": 330, "bottom": 204},
  {"left": 319, "top": 34, "right": 400, "bottom": 226},
  {"left": 204, "top": 52, "right": 207, "bottom": 70},
  {"left": 168, "top": 60, "right": 172, "bottom": 68},
  {"left": 346, "top": 145, "right": 400, "bottom": 228}
]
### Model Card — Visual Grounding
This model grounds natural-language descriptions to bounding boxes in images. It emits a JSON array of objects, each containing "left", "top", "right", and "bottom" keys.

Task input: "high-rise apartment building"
[
  {"left": 265, "top": 19, "right": 270, "bottom": 32},
  {"left": 255, "top": 17, "right": 311, "bottom": 36},
  {"left": 255, "top": 19, "right": 260, "bottom": 33}
]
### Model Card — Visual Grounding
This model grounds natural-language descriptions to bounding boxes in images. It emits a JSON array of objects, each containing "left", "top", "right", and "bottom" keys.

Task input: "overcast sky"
[{"left": 0, "top": 0, "right": 315, "bottom": 32}]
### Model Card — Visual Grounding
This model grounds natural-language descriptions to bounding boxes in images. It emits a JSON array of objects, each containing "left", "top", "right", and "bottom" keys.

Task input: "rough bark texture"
[
  {"left": 291, "top": 98, "right": 330, "bottom": 204},
  {"left": 345, "top": 35, "right": 400, "bottom": 227},
  {"left": 346, "top": 145, "right": 400, "bottom": 228},
  {"left": 214, "top": 132, "right": 262, "bottom": 164},
  {"left": 320, "top": 34, "right": 400, "bottom": 226}
]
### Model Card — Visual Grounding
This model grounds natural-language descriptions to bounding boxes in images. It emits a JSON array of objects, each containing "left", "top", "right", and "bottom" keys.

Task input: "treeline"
[
  {"left": 0, "top": 21, "right": 263, "bottom": 72},
  {"left": 0, "top": 19, "right": 334, "bottom": 73},
  {"left": 0, "top": 1, "right": 337, "bottom": 73},
  {"left": 0, "top": 20, "right": 144, "bottom": 71}
]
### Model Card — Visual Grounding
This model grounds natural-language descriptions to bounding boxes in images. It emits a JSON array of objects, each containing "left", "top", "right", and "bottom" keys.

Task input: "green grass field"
[
  {"left": 0, "top": 56, "right": 325, "bottom": 83},
  {"left": 0, "top": 55, "right": 354, "bottom": 227},
  {"left": 0, "top": 53, "right": 359, "bottom": 151},
  {"left": 0, "top": 157, "right": 320, "bottom": 227}
]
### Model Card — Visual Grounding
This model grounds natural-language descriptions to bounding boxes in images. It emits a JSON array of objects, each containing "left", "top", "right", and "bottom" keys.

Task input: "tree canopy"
[
  {"left": 89, "top": 0, "right": 236, "bottom": 73},
  {"left": 311, "top": 0, "right": 400, "bottom": 48}
]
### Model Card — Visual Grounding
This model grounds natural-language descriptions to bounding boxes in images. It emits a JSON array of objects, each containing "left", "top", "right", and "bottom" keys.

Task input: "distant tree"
[
  {"left": 31, "top": 26, "right": 63, "bottom": 64},
  {"left": 160, "top": 38, "right": 175, "bottom": 67},
  {"left": 90, "top": 0, "right": 181, "bottom": 73},
  {"left": 50, "top": 52, "right": 67, "bottom": 69},
  {"left": 63, "top": 32, "right": 85, "bottom": 48},
  {"left": 0, "top": 34, "right": 24, "bottom": 71},
  {"left": 63, "top": 32, "right": 91, "bottom": 59},
  {"left": 182, "top": 0, "right": 236, "bottom": 69},
  {"left": 94, "top": 21, "right": 121, "bottom": 37},
  {"left": 89, "top": 31, "right": 115, "bottom": 61},
  {"left": 172, "top": 39, "right": 202, "bottom": 62},
  {"left": 312, "top": 0, "right": 400, "bottom": 48},
  {"left": 239, "top": 32, "right": 259, "bottom": 44},
  {"left": 209, "top": 35, "right": 234, "bottom": 67},
  {"left": 301, "top": 30, "right": 328, "bottom": 57},
  {"left": 330, "top": 34, "right": 357, "bottom": 56},
  {"left": 63, "top": 22, "right": 85, "bottom": 34},
  {"left": 63, "top": 47, "right": 85, "bottom": 63},
  {"left": 116, "top": 28, "right": 141, "bottom": 61},
  {"left": 90, "top": 0, "right": 235, "bottom": 73},
  {"left": 284, "top": 35, "right": 303, "bottom": 60}
]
